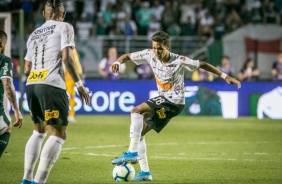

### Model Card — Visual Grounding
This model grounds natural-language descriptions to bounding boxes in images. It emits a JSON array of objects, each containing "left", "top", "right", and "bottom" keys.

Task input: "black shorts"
[
  {"left": 26, "top": 84, "right": 69, "bottom": 126},
  {"left": 145, "top": 96, "right": 184, "bottom": 133}
]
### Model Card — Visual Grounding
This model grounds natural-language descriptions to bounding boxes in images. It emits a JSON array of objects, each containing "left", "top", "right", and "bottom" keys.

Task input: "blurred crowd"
[
  {"left": 1, "top": 0, "right": 282, "bottom": 81},
  {"left": 192, "top": 51, "right": 282, "bottom": 82},
  {"left": 1, "top": 0, "right": 282, "bottom": 40}
]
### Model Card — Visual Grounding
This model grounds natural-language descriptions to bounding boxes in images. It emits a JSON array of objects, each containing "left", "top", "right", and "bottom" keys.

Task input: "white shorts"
[{"left": 0, "top": 114, "right": 11, "bottom": 135}]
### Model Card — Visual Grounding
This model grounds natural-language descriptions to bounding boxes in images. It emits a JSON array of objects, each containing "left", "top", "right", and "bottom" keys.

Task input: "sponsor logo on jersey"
[
  {"left": 45, "top": 110, "right": 59, "bottom": 121},
  {"left": 156, "top": 77, "right": 173, "bottom": 90},
  {"left": 27, "top": 70, "right": 48, "bottom": 82},
  {"left": 34, "top": 25, "right": 56, "bottom": 35},
  {"left": 156, "top": 108, "right": 166, "bottom": 119},
  {"left": 3, "top": 63, "right": 8, "bottom": 75},
  {"left": 140, "top": 53, "right": 149, "bottom": 57},
  {"left": 32, "top": 25, "right": 56, "bottom": 40},
  {"left": 180, "top": 57, "right": 186, "bottom": 61}
]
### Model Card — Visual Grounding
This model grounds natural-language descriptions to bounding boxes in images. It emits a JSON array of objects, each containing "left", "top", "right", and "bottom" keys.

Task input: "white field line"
[
  {"left": 64, "top": 152, "right": 281, "bottom": 163},
  {"left": 150, "top": 152, "right": 282, "bottom": 156},
  {"left": 150, "top": 156, "right": 281, "bottom": 163},
  {"left": 64, "top": 151, "right": 282, "bottom": 157},
  {"left": 62, "top": 141, "right": 281, "bottom": 151},
  {"left": 62, "top": 143, "right": 179, "bottom": 151}
]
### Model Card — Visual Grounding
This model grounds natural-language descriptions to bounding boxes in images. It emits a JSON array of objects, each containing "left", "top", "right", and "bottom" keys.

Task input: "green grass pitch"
[{"left": 1, "top": 115, "right": 282, "bottom": 184}]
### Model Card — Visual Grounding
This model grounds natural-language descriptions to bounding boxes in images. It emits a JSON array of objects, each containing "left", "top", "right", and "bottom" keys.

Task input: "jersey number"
[{"left": 150, "top": 97, "right": 165, "bottom": 105}]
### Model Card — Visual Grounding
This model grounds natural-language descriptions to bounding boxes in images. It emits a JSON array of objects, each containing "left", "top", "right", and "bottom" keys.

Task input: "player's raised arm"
[
  {"left": 199, "top": 61, "right": 241, "bottom": 88},
  {"left": 110, "top": 53, "right": 131, "bottom": 74}
]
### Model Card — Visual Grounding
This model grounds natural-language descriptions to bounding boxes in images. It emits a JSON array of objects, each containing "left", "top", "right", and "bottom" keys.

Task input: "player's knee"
[
  {"left": 34, "top": 122, "right": 47, "bottom": 133},
  {"left": 131, "top": 106, "right": 143, "bottom": 114},
  {"left": 62, "top": 131, "right": 67, "bottom": 140},
  {"left": 58, "top": 129, "right": 67, "bottom": 140},
  {"left": 51, "top": 130, "right": 67, "bottom": 140}
]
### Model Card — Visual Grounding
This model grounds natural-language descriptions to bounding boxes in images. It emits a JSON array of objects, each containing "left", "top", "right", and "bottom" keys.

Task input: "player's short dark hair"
[
  {"left": 45, "top": 0, "right": 63, "bottom": 8},
  {"left": 0, "top": 30, "right": 7, "bottom": 40},
  {"left": 151, "top": 31, "right": 170, "bottom": 46},
  {"left": 45, "top": 0, "right": 64, "bottom": 18},
  {"left": 222, "top": 55, "right": 230, "bottom": 60}
]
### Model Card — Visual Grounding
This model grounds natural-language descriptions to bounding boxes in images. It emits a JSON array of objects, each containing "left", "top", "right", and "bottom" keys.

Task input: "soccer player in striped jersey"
[
  {"left": 110, "top": 31, "right": 241, "bottom": 181},
  {"left": 21, "top": 1, "right": 90, "bottom": 184},
  {"left": 0, "top": 30, "right": 23, "bottom": 158}
]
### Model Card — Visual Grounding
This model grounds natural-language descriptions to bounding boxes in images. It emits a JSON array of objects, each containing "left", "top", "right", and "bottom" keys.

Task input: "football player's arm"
[
  {"left": 2, "top": 78, "right": 23, "bottom": 128},
  {"left": 24, "top": 61, "right": 32, "bottom": 77},
  {"left": 110, "top": 53, "right": 131, "bottom": 74},
  {"left": 199, "top": 61, "right": 241, "bottom": 88},
  {"left": 62, "top": 47, "right": 90, "bottom": 105},
  {"left": 73, "top": 49, "right": 84, "bottom": 81}
]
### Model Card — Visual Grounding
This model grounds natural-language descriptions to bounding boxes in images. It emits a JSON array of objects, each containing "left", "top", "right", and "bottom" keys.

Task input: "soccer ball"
[{"left": 112, "top": 163, "right": 135, "bottom": 182}]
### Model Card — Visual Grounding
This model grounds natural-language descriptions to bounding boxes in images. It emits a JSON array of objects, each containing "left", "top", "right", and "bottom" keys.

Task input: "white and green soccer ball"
[{"left": 113, "top": 163, "right": 135, "bottom": 182}]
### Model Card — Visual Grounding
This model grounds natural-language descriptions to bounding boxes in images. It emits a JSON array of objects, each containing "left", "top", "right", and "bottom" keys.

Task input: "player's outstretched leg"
[
  {"left": 22, "top": 130, "right": 47, "bottom": 184},
  {"left": 133, "top": 136, "right": 152, "bottom": 182},
  {"left": 112, "top": 113, "right": 143, "bottom": 165}
]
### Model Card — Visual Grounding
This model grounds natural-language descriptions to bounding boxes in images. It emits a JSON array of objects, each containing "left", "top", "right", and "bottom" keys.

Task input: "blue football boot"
[
  {"left": 21, "top": 179, "right": 32, "bottom": 184},
  {"left": 132, "top": 171, "right": 153, "bottom": 182},
  {"left": 112, "top": 151, "right": 138, "bottom": 165}
]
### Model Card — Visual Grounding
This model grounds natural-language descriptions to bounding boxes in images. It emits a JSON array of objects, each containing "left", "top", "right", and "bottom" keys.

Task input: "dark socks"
[{"left": 0, "top": 132, "right": 10, "bottom": 158}]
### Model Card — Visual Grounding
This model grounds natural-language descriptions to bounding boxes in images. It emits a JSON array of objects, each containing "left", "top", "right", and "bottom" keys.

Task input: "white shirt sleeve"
[
  {"left": 180, "top": 56, "right": 199, "bottom": 71},
  {"left": 24, "top": 37, "right": 32, "bottom": 62},
  {"left": 61, "top": 23, "right": 75, "bottom": 50},
  {"left": 119, "top": 63, "right": 126, "bottom": 73},
  {"left": 130, "top": 49, "right": 152, "bottom": 65}
]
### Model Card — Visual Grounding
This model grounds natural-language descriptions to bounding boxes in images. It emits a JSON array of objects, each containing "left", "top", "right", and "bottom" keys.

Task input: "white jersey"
[
  {"left": 130, "top": 49, "right": 199, "bottom": 105},
  {"left": 25, "top": 20, "right": 75, "bottom": 90},
  {"left": 257, "top": 87, "right": 282, "bottom": 119}
]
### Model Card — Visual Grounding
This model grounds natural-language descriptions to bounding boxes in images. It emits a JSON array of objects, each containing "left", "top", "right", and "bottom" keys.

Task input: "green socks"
[{"left": 0, "top": 132, "right": 10, "bottom": 158}]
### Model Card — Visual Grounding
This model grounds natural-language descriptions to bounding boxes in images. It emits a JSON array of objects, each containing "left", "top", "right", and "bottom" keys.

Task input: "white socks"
[
  {"left": 128, "top": 113, "right": 143, "bottom": 153},
  {"left": 33, "top": 135, "right": 65, "bottom": 184},
  {"left": 138, "top": 136, "right": 150, "bottom": 172},
  {"left": 23, "top": 130, "right": 47, "bottom": 181}
]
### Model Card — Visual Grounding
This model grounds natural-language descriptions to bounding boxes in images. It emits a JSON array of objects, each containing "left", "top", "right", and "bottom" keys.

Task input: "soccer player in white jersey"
[
  {"left": 21, "top": 1, "right": 90, "bottom": 184},
  {"left": 0, "top": 30, "right": 23, "bottom": 158},
  {"left": 110, "top": 31, "right": 241, "bottom": 181}
]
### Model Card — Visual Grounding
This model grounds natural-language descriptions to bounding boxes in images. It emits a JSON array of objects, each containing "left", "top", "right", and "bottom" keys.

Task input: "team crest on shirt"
[
  {"left": 180, "top": 57, "right": 186, "bottom": 61},
  {"left": 156, "top": 108, "right": 166, "bottom": 119},
  {"left": 174, "top": 85, "right": 181, "bottom": 95}
]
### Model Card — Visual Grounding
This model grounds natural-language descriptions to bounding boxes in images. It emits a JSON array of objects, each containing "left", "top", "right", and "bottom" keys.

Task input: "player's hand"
[
  {"left": 13, "top": 110, "right": 23, "bottom": 128},
  {"left": 226, "top": 76, "right": 241, "bottom": 89},
  {"left": 110, "top": 62, "right": 120, "bottom": 74},
  {"left": 77, "top": 86, "right": 91, "bottom": 105}
]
